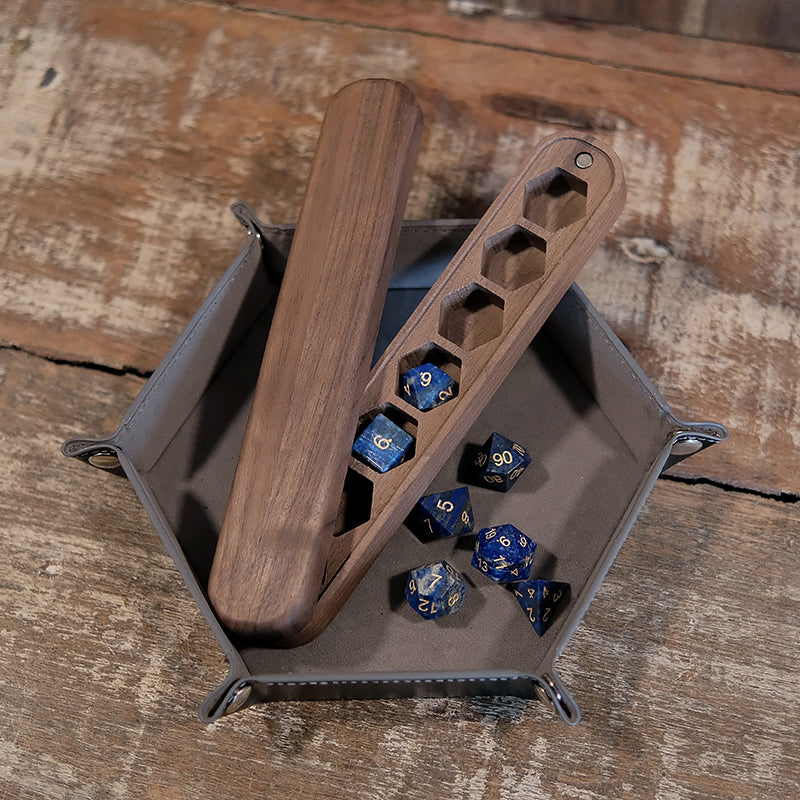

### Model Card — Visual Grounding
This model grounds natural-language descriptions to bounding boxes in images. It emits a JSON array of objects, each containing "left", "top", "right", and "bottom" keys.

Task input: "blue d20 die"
[
  {"left": 514, "top": 579, "right": 570, "bottom": 636},
  {"left": 401, "top": 363, "right": 459, "bottom": 411},
  {"left": 415, "top": 487, "right": 475, "bottom": 538},
  {"left": 405, "top": 560, "right": 466, "bottom": 619},
  {"left": 471, "top": 523, "right": 536, "bottom": 583},
  {"left": 473, "top": 431, "right": 532, "bottom": 491},
  {"left": 353, "top": 413, "right": 414, "bottom": 473}
]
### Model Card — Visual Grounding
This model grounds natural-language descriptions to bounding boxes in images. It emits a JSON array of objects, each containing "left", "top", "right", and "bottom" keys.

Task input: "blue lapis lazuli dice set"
[
  {"left": 401, "top": 363, "right": 459, "bottom": 411},
  {"left": 351, "top": 416, "right": 567, "bottom": 635}
]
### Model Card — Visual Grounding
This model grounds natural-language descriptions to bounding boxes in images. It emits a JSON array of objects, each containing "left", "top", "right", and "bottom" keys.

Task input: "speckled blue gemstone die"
[
  {"left": 353, "top": 413, "right": 414, "bottom": 473},
  {"left": 401, "top": 363, "right": 459, "bottom": 411},
  {"left": 415, "top": 487, "right": 474, "bottom": 538},
  {"left": 471, "top": 523, "right": 536, "bottom": 583},
  {"left": 514, "top": 579, "right": 570, "bottom": 636},
  {"left": 405, "top": 560, "right": 466, "bottom": 619},
  {"left": 473, "top": 431, "right": 532, "bottom": 491}
]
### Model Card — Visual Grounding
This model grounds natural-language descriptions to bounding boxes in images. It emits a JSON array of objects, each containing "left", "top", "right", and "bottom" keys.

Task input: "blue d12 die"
[
  {"left": 471, "top": 523, "right": 536, "bottom": 583},
  {"left": 415, "top": 487, "right": 475, "bottom": 538},
  {"left": 401, "top": 363, "right": 459, "bottom": 411},
  {"left": 473, "top": 432, "right": 532, "bottom": 491},
  {"left": 353, "top": 413, "right": 414, "bottom": 473},
  {"left": 405, "top": 560, "right": 466, "bottom": 619},
  {"left": 514, "top": 579, "right": 570, "bottom": 636}
]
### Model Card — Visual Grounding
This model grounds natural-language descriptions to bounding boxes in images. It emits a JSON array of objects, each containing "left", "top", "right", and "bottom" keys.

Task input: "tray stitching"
[{"left": 255, "top": 675, "right": 526, "bottom": 688}]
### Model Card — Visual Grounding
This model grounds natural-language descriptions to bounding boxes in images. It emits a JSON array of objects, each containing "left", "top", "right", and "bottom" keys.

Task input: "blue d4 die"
[
  {"left": 415, "top": 487, "right": 474, "bottom": 538},
  {"left": 405, "top": 560, "right": 466, "bottom": 619},
  {"left": 471, "top": 523, "right": 536, "bottom": 582},
  {"left": 473, "top": 432, "right": 531, "bottom": 491},
  {"left": 353, "top": 413, "right": 414, "bottom": 473},
  {"left": 514, "top": 579, "right": 570, "bottom": 636},
  {"left": 401, "top": 363, "right": 458, "bottom": 411}
]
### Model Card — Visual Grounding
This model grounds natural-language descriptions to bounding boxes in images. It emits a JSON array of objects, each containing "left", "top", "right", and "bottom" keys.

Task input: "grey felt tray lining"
[{"left": 63, "top": 209, "right": 726, "bottom": 724}]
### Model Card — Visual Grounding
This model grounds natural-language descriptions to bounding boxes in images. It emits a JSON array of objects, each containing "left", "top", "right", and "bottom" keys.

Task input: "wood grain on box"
[{"left": 208, "top": 79, "right": 422, "bottom": 640}]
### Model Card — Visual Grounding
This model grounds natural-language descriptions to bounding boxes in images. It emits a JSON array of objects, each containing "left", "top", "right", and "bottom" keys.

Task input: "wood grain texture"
[
  {"left": 2, "top": 0, "right": 799, "bottom": 495},
  {"left": 208, "top": 79, "right": 422, "bottom": 640},
  {"left": 1, "top": 348, "right": 798, "bottom": 799}
]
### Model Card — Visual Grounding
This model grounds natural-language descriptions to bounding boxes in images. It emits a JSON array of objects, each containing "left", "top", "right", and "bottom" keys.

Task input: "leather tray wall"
[{"left": 63, "top": 205, "right": 727, "bottom": 725}]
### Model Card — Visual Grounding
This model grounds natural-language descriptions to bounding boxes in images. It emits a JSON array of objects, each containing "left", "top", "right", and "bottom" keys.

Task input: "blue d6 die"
[
  {"left": 473, "top": 432, "right": 531, "bottom": 491},
  {"left": 415, "top": 487, "right": 474, "bottom": 538},
  {"left": 401, "top": 363, "right": 458, "bottom": 411},
  {"left": 471, "top": 524, "right": 536, "bottom": 583},
  {"left": 405, "top": 561, "right": 466, "bottom": 619},
  {"left": 514, "top": 579, "right": 570, "bottom": 636},
  {"left": 353, "top": 413, "right": 414, "bottom": 473}
]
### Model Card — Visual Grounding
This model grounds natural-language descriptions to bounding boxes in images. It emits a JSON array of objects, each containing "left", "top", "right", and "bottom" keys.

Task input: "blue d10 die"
[
  {"left": 514, "top": 579, "right": 570, "bottom": 636},
  {"left": 405, "top": 560, "right": 466, "bottom": 619},
  {"left": 401, "top": 363, "right": 459, "bottom": 411},
  {"left": 415, "top": 487, "right": 474, "bottom": 538},
  {"left": 473, "top": 432, "right": 531, "bottom": 491},
  {"left": 353, "top": 413, "right": 414, "bottom": 473},
  {"left": 471, "top": 523, "right": 536, "bottom": 583}
]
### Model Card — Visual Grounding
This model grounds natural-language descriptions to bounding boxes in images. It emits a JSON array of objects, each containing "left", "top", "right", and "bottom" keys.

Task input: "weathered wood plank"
[
  {"left": 1, "top": 348, "right": 798, "bottom": 798},
  {"left": 232, "top": 0, "right": 800, "bottom": 93},
  {"left": 452, "top": 0, "right": 800, "bottom": 51},
  {"left": 703, "top": 0, "right": 800, "bottom": 51},
  {"left": 1, "top": 0, "right": 798, "bottom": 492}
]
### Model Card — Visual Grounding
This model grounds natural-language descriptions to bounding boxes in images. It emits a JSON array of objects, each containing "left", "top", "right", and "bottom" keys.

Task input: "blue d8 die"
[
  {"left": 471, "top": 524, "right": 536, "bottom": 583},
  {"left": 401, "top": 363, "right": 458, "bottom": 411},
  {"left": 473, "top": 432, "right": 531, "bottom": 491},
  {"left": 415, "top": 487, "right": 474, "bottom": 538},
  {"left": 353, "top": 413, "right": 414, "bottom": 473},
  {"left": 405, "top": 561, "right": 466, "bottom": 619},
  {"left": 514, "top": 579, "right": 570, "bottom": 636}
]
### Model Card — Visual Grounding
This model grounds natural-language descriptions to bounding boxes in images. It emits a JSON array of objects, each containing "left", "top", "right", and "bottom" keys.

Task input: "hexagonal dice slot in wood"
[
  {"left": 333, "top": 467, "right": 374, "bottom": 536},
  {"left": 353, "top": 404, "right": 418, "bottom": 473},
  {"left": 438, "top": 283, "right": 504, "bottom": 350},
  {"left": 397, "top": 343, "right": 462, "bottom": 411},
  {"left": 523, "top": 168, "right": 587, "bottom": 231},
  {"left": 482, "top": 224, "right": 547, "bottom": 290}
]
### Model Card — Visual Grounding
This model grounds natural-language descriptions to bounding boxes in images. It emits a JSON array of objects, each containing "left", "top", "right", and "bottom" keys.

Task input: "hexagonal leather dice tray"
[{"left": 63, "top": 205, "right": 727, "bottom": 725}]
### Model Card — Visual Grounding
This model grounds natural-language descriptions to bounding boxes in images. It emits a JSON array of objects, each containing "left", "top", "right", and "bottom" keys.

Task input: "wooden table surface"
[{"left": 2, "top": 1, "right": 799, "bottom": 797}]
